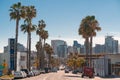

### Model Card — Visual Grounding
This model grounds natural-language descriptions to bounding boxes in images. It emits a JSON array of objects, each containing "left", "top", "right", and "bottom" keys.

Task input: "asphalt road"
[{"left": 18, "top": 70, "right": 120, "bottom": 80}]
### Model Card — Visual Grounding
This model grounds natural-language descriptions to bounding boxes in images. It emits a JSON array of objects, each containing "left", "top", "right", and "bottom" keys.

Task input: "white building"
[
  {"left": 93, "top": 54, "right": 120, "bottom": 77},
  {"left": 17, "top": 52, "right": 27, "bottom": 71},
  {"left": 0, "top": 51, "right": 27, "bottom": 71},
  {"left": 93, "top": 56, "right": 109, "bottom": 77}
]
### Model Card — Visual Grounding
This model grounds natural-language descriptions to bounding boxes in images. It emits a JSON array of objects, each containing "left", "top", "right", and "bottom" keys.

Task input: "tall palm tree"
[
  {"left": 78, "top": 17, "right": 91, "bottom": 66},
  {"left": 88, "top": 16, "right": 101, "bottom": 67},
  {"left": 21, "top": 21, "right": 36, "bottom": 70},
  {"left": 78, "top": 16, "right": 101, "bottom": 67},
  {"left": 35, "top": 41, "right": 40, "bottom": 69},
  {"left": 9, "top": 2, "right": 25, "bottom": 71},
  {"left": 25, "top": 6, "right": 36, "bottom": 71},
  {"left": 42, "top": 30, "right": 48, "bottom": 46},
  {"left": 36, "top": 20, "right": 46, "bottom": 69},
  {"left": 21, "top": 6, "right": 36, "bottom": 70},
  {"left": 41, "top": 30, "right": 48, "bottom": 68},
  {"left": 44, "top": 43, "right": 53, "bottom": 68}
]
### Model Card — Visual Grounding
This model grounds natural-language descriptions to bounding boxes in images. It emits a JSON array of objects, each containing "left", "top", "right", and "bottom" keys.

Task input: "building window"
[{"left": 21, "top": 56, "right": 25, "bottom": 61}]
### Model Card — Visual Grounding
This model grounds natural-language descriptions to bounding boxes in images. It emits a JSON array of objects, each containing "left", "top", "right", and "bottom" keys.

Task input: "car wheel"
[{"left": 81, "top": 74, "right": 84, "bottom": 78}]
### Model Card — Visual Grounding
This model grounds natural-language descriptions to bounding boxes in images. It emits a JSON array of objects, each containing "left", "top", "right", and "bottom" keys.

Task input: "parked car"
[
  {"left": 65, "top": 69, "right": 69, "bottom": 73},
  {"left": 51, "top": 67, "right": 57, "bottom": 72},
  {"left": 32, "top": 70, "right": 40, "bottom": 76},
  {"left": 39, "top": 69, "right": 45, "bottom": 74},
  {"left": 21, "top": 71, "right": 27, "bottom": 78},
  {"left": 28, "top": 71, "right": 34, "bottom": 77},
  {"left": 14, "top": 71, "right": 24, "bottom": 79},
  {"left": 72, "top": 70, "right": 78, "bottom": 74},
  {"left": 21, "top": 69, "right": 29, "bottom": 77},
  {"left": 81, "top": 66, "right": 94, "bottom": 78}
]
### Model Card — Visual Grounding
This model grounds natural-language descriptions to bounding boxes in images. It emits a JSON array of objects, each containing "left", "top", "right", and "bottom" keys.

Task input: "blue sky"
[{"left": 0, "top": 0, "right": 120, "bottom": 52}]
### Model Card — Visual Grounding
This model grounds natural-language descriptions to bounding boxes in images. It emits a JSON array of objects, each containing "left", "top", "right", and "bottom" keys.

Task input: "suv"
[{"left": 81, "top": 66, "right": 94, "bottom": 78}]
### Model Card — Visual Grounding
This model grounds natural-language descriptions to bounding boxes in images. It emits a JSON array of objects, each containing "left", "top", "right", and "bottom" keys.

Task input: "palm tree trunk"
[
  {"left": 38, "top": 37, "right": 41, "bottom": 70},
  {"left": 43, "top": 39, "right": 46, "bottom": 68},
  {"left": 27, "top": 34, "right": 29, "bottom": 70},
  {"left": 28, "top": 32, "right": 31, "bottom": 70},
  {"left": 28, "top": 32, "right": 31, "bottom": 71},
  {"left": 90, "top": 36, "right": 93, "bottom": 67},
  {"left": 85, "top": 37, "right": 89, "bottom": 66},
  {"left": 15, "top": 19, "right": 19, "bottom": 71},
  {"left": 29, "top": 32, "right": 31, "bottom": 70}
]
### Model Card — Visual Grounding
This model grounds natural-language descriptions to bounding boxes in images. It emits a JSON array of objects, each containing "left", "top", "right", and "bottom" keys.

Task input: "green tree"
[
  {"left": 9, "top": 2, "right": 25, "bottom": 71},
  {"left": 51, "top": 57, "right": 60, "bottom": 68},
  {"left": 67, "top": 54, "right": 85, "bottom": 70}
]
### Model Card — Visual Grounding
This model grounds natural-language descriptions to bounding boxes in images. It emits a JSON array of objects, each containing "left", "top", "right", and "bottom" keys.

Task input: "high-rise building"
[
  {"left": 73, "top": 40, "right": 81, "bottom": 48},
  {"left": 73, "top": 40, "right": 81, "bottom": 54},
  {"left": 51, "top": 40, "right": 67, "bottom": 57},
  {"left": 67, "top": 46, "right": 74, "bottom": 54},
  {"left": 105, "top": 36, "right": 118, "bottom": 54},
  {"left": 80, "top": 45, "right": 86, "bottom": 54},
  {"left": 94, "top": 44, "right": 105, "bottom": 54},
  {"left": 57, "top": 45, "right": 67, "bottom": 58}
]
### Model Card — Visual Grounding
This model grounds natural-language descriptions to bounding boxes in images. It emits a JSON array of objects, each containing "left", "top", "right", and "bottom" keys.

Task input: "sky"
[{"left": 0, "top": 0, "right": 120, "bottom": 52}]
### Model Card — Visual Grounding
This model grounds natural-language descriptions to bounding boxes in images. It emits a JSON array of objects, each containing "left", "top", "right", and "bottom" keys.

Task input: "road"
[{"left": 18, "top": 70, "right": 120, "bottom": 80}]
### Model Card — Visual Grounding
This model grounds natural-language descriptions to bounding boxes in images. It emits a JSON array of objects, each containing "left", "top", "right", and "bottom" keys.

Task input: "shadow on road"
[
  {"left": 100, "top": 75, "right": 120, "bottom": 79},
  {"left": 64, "top": 75, "right": 81, "bottom": 78}
]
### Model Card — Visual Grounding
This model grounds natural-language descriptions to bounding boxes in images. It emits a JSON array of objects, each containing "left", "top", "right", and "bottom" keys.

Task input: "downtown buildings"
[
  {"left": 51, "top": 40, "right": 67, "bottom": 58},
  {"left": 0, "top": 36, "right": 120, "bottom": 76},
  {"left": 94, "top": 36, "right": 118, "bottom": 54}
]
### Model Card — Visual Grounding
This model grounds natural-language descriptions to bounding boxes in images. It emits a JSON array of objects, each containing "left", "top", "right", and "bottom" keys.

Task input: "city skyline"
[{"left": 0, "top": 0, "right": 120, "bottom": 52}]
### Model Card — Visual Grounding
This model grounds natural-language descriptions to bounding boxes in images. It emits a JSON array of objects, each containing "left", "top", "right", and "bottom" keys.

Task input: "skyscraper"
[
  {"left": 51, "top": 40, "right": 67, "bottom": 57},
  {"left": 57, "top": 45, "right": 67, "bottom": 58},
  {"left": 105, "top": 36, "right": 118, "bottom": 54}
]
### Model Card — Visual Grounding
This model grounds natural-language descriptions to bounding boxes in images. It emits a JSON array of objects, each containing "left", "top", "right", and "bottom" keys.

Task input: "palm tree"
[
  {"left": 35, "top": 41, "right": 40, "bottom": 69},
  {"left": 36, "top": 20, "right": 46, "bottom": 69},
  {"left": 78, "top": 17, "right": 91, "bottom": 66},
  {"left": 25, "top": 6, "right": 36, "bottom": 71},
  {"left": 41, "top": 30, "right": 48, "bottom": 68},
  {"left": 88, "top": 16, "right": 101, "bottom": 67},
  {"left": 78, "top": 16, "right": 101, "bottom": 67},
  {"left": 42, "top": 30, "right": 48, "bottom": 46},
  {"left": 21, "top": 21, "right": 36, "bottom": 70},
  {"left": 44, "top": 43, "right": 53, "bottom": 68},
  {"left": 9, "top": 2, "right": 25, "bottom": 71}
]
